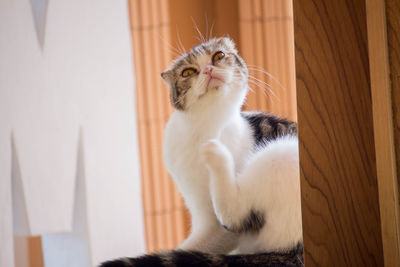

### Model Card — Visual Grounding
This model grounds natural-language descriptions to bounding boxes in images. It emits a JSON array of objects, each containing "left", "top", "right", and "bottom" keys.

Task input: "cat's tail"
[{"left": 99, "top": 244, "right": 303, "bottom": 267}]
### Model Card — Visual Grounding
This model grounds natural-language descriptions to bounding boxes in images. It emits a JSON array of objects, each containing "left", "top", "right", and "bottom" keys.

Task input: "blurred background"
[{"left": 0, "top": 0, "right": 296, "bottom": 266}]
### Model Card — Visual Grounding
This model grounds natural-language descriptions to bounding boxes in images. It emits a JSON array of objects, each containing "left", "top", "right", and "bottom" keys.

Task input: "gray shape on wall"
[
  {"left": 11, "top": 135, "right": 31, "bottom": 236},
  {"left": 29, "top": 0, "right": 48, "bottom": 50}
]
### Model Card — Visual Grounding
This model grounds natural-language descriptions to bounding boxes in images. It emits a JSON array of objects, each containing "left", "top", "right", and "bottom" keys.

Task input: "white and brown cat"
[{"left": 101, "top": 37, "right": 303, "bottom": 267}]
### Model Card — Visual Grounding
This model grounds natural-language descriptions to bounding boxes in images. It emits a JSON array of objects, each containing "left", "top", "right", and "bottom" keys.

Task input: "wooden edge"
[
  {"left": 366, "top": 0, "right": 400, "bottom": 265},
  {"left": 28, "top": 236, "right": 44, "bottom": 267}
]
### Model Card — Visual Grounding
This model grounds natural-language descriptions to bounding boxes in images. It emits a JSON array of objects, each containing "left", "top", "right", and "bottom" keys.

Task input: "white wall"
[{"left": 0, "top": 0, "right": 146, "bottom": 265}]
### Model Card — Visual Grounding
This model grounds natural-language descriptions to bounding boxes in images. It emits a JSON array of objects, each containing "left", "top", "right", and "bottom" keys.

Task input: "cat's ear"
[
  {"left": 217, "top": 35, "right": 236, "bottom": 50},
  {"left": 160, "top": 70, "right": 173, "bottom": 87}
]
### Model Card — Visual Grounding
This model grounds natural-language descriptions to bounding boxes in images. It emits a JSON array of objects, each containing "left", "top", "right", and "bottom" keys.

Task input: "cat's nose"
[{"left": 203, "top": 67, "right": 213, "bottom": 75}]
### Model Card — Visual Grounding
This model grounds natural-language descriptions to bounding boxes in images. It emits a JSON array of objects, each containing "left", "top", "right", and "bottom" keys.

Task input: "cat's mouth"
[{"left": 206, "top": 75, "right": 224, "bottom": 89}]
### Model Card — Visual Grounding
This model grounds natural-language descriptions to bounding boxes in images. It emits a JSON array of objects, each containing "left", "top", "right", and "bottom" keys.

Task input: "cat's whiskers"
[
  {"left": 159, "top": 34, "right": 182, "bottom": 57},
  {"left": 297, "top": 255, "right": 304, "bottom": 266},
  {"left": 247, "top": 65, "right": 287, "bottom": 91},
  {"left": 247, "top": 85, "right": 255, "bottom": 93},
  {"left": 248, "top": 75, "right": 272, "bottom": 89},
  {"left": 209, "top": 21, "right": 215, "bottom": 40},
  {"left": 204, "top": 14, "right": 216, "bottom": 41},
  {"left": 190, "top": 17, "right": 206, "bottom": 42},
  {"left": 172, "top": 95, "right": 182, "bottom": 107},
  {"left": 247, "top": 73, "right": 275, "bottom": 92},
  {"left": 175, "top": 26, "right": 186, "bottom": 54},
  {"left": 223, "top": 70, "right": 278, "bottom": 101},
  {"left": 248, "top": 76, "right": 278, "bottom": 100},
  {"left": 247, "top": 79, "right": 278, "bottom": 101},
  {"left": 163, "top": 47, "right": 182, "bottom": 58},
  {"left": 205, "top": 13, "right": 209, "bottom": 41}
]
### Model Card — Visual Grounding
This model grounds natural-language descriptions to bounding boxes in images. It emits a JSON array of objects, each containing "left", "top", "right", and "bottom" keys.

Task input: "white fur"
[
  {"left": 163, "top": 88, "right": 252, "bottom": 253},
  {"left": 163, "top": 98, "right": 302, "bottom": 254},
  {"left": 201, "top": 137, "right": 302, "bottom": 253}
]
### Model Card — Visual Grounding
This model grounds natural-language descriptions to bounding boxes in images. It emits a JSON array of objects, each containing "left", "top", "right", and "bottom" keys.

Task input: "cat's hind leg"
[{"left": 201, "top": 140, "right": 265, "bottom": 234}]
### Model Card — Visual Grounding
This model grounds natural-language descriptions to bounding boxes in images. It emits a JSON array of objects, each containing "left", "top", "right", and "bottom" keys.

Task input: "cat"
[{"left": 100, "top": 37, "right": 303, "bottom": 266}]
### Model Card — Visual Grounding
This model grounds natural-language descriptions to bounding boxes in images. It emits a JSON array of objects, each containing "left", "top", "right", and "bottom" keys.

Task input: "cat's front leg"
[{"left": 201, "top": 140, "right": 265, "bottom": 234}]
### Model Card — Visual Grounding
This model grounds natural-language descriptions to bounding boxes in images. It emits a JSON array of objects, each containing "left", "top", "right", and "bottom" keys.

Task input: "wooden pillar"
[
  {"left": 387, "top": 0, "right": 400, "bottom": 208},
  {"left": 366, "top": 0, "right": 400, "bottom": 265},
  {"left": 27, "top": 237, "right": 44, "bottom": 267},
  {"left": 386, "top": 0, "right": 400, "bottom": 263},
  {"left": 293, "top": 0, "right": 389, "bottom": 265}
]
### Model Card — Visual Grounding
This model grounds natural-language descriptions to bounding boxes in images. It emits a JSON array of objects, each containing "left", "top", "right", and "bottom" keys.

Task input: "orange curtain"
[
  {"left": 129, "top": 0, "right": 190, "bottom": 252},
  {"left": 239, "top": 0, "right": 296, "bottom": 121},
  {"left": 129, "top": 0, "right": 296, "bottom": 252}
]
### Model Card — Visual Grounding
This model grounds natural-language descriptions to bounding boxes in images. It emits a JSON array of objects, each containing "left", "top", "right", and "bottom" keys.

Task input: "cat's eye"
[
  {"left": 212, "top": 51, "right": 225, "bottom": 64},
  {"left": 181, "top": 68, "right": 197, "bottom": 77}
]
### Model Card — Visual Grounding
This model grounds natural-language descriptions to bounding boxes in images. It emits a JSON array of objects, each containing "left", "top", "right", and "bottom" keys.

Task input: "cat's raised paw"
[{"left": 200, "top": 139, "right": 231, "bottom": 167}]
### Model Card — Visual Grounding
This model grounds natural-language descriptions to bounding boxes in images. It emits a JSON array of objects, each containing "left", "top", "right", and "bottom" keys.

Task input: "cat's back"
[{"left": 241, "top": 111, "right": 297, "bottom": 147}]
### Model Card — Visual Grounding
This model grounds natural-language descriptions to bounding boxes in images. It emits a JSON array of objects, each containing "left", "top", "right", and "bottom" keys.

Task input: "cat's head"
[{"left": 161, "top": 37, "right": 248, "bottom": 111}]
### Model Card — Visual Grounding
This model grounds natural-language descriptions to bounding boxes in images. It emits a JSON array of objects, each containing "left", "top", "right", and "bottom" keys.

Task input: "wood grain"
[
  {"left": 387, "top": 0, "right": 400, "bottom": 217},
  {"left": 366, "top": 0, "right": 400, "bottom": 265},
  {"left": 293, "top": 0, "right": 384, "bottom": 265}
]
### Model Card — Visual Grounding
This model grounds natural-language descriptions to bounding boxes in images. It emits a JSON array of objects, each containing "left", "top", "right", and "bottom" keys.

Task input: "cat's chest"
[
  {"left": 163, "top": 115, "right": 252, "bottom": 184},
  {"left": 163, "top": 121, "right": 218, "bottom": 183}
]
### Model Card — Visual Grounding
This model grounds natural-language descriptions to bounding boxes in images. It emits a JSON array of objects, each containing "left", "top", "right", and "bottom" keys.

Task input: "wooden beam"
[
  {"left": 293, "top": 0, "right": 384, "bottom": 265},
  {"left": 387, "top": 0, "right": 400, "bottom": 235},
  {"left": 366, "top": 0, "right": 400, "bottom": 265},
  {"left": 28, "top": 237, "right": 44, "bottom": 267}
]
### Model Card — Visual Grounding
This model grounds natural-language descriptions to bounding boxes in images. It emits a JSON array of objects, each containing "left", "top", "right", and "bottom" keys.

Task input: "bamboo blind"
[
  {"left": 129, "top": 0, "right": 297, "bottom": 252},
  {"left": 239, "top": 0, "right": 297, "bottom": 121},
  {"left": 128, "top": 0, "right": 190, "bottom": 252}
]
